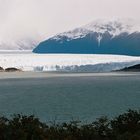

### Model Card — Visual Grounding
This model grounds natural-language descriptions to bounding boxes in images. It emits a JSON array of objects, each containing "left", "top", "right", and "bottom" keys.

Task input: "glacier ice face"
[{"left": 0, "top": 52, "right": 140, "bottom": 72}]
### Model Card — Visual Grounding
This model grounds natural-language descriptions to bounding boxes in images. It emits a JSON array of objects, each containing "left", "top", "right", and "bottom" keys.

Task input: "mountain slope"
[
  {"left": 33, "top": 19, "right": 140, "bottom": 56},
  {"left": 119, "top": 64, "right": 140, "bottom": 71}
]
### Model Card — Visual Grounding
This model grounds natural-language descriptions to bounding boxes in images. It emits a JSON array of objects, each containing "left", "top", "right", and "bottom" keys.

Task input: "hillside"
[
  {"left": 119, "top": 64, "right": 140, "bottom": 71},
  {"left": 33, "top": 19, "right": 140, "bottom": 56}
]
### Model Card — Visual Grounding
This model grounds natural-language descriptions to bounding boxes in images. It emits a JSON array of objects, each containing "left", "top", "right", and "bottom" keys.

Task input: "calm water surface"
[{"left": 0, "top": 72, "right": 140, "bottom": 122}]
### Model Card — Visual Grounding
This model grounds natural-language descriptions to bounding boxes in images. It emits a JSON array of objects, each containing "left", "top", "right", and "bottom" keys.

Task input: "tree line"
[{"left": 0, "top": 109, "right": 140, "bottom": 140}]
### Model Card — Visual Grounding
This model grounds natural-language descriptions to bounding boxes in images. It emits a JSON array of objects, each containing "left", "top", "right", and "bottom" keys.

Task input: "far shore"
[{"left": 0, "top": 71, "right": 139, "bottom": 79}]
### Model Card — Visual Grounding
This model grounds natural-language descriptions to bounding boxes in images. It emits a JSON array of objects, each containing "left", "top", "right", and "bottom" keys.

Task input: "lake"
[{"left": 0, "top": 72, "right": 140, "bottom": 123}]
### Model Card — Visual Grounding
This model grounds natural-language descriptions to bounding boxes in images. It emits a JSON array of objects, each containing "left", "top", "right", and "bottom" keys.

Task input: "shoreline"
[{"left": 0, "top": 71, "right": 139, "bottom": 79}]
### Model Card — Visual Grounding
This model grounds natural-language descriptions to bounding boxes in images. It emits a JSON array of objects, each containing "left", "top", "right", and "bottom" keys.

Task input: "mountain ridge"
[{"left": 33, "top": 19, "right": 140, "bottom": 56}]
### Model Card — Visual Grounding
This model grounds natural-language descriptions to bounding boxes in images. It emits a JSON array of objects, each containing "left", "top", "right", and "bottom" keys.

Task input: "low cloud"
[{"left": 0, "top": 0, "right": 139, "bottom": 47}]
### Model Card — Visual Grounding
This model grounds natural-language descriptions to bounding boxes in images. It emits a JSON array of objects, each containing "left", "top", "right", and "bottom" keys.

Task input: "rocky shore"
[{"left": 0, "top": 67, "right": 21, "bottom": 72}]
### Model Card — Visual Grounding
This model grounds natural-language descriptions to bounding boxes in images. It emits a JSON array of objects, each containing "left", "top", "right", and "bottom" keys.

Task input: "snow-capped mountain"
[{"left": 33, "top": 19, "right": 140, "bottom": 56}]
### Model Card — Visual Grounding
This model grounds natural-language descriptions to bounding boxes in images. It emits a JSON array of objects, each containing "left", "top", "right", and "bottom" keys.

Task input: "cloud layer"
[{"left": 0, "top": 0, "right": 140, "bottom": 47}]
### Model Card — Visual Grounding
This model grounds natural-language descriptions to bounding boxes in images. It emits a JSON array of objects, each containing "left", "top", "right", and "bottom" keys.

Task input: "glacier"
[{"left": 0, "top": 52, "right": 140, "bottom": 72}]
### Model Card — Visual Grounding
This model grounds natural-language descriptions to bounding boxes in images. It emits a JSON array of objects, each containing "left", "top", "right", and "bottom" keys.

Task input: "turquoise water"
[{"left": 0, "top": 72, "right": 140, "bottom": 122}]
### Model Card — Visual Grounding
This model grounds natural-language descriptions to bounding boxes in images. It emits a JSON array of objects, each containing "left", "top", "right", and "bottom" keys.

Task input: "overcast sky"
[{"left": 0, "top": 0, "right": 140, "bottom": 43}]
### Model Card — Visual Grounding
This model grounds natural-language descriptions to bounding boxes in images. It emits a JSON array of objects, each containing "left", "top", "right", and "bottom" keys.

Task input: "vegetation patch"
[{"left": 0, "top": 109, "right": 139, "bottom": 139}]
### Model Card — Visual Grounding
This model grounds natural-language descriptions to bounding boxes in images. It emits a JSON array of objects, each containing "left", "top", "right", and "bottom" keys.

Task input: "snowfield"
[
  {"left": 54, "top": 19, "right": 140, "bottom": 42},
  {"left": 0, "top": 52, "right": 140, "bottom": 72}
]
